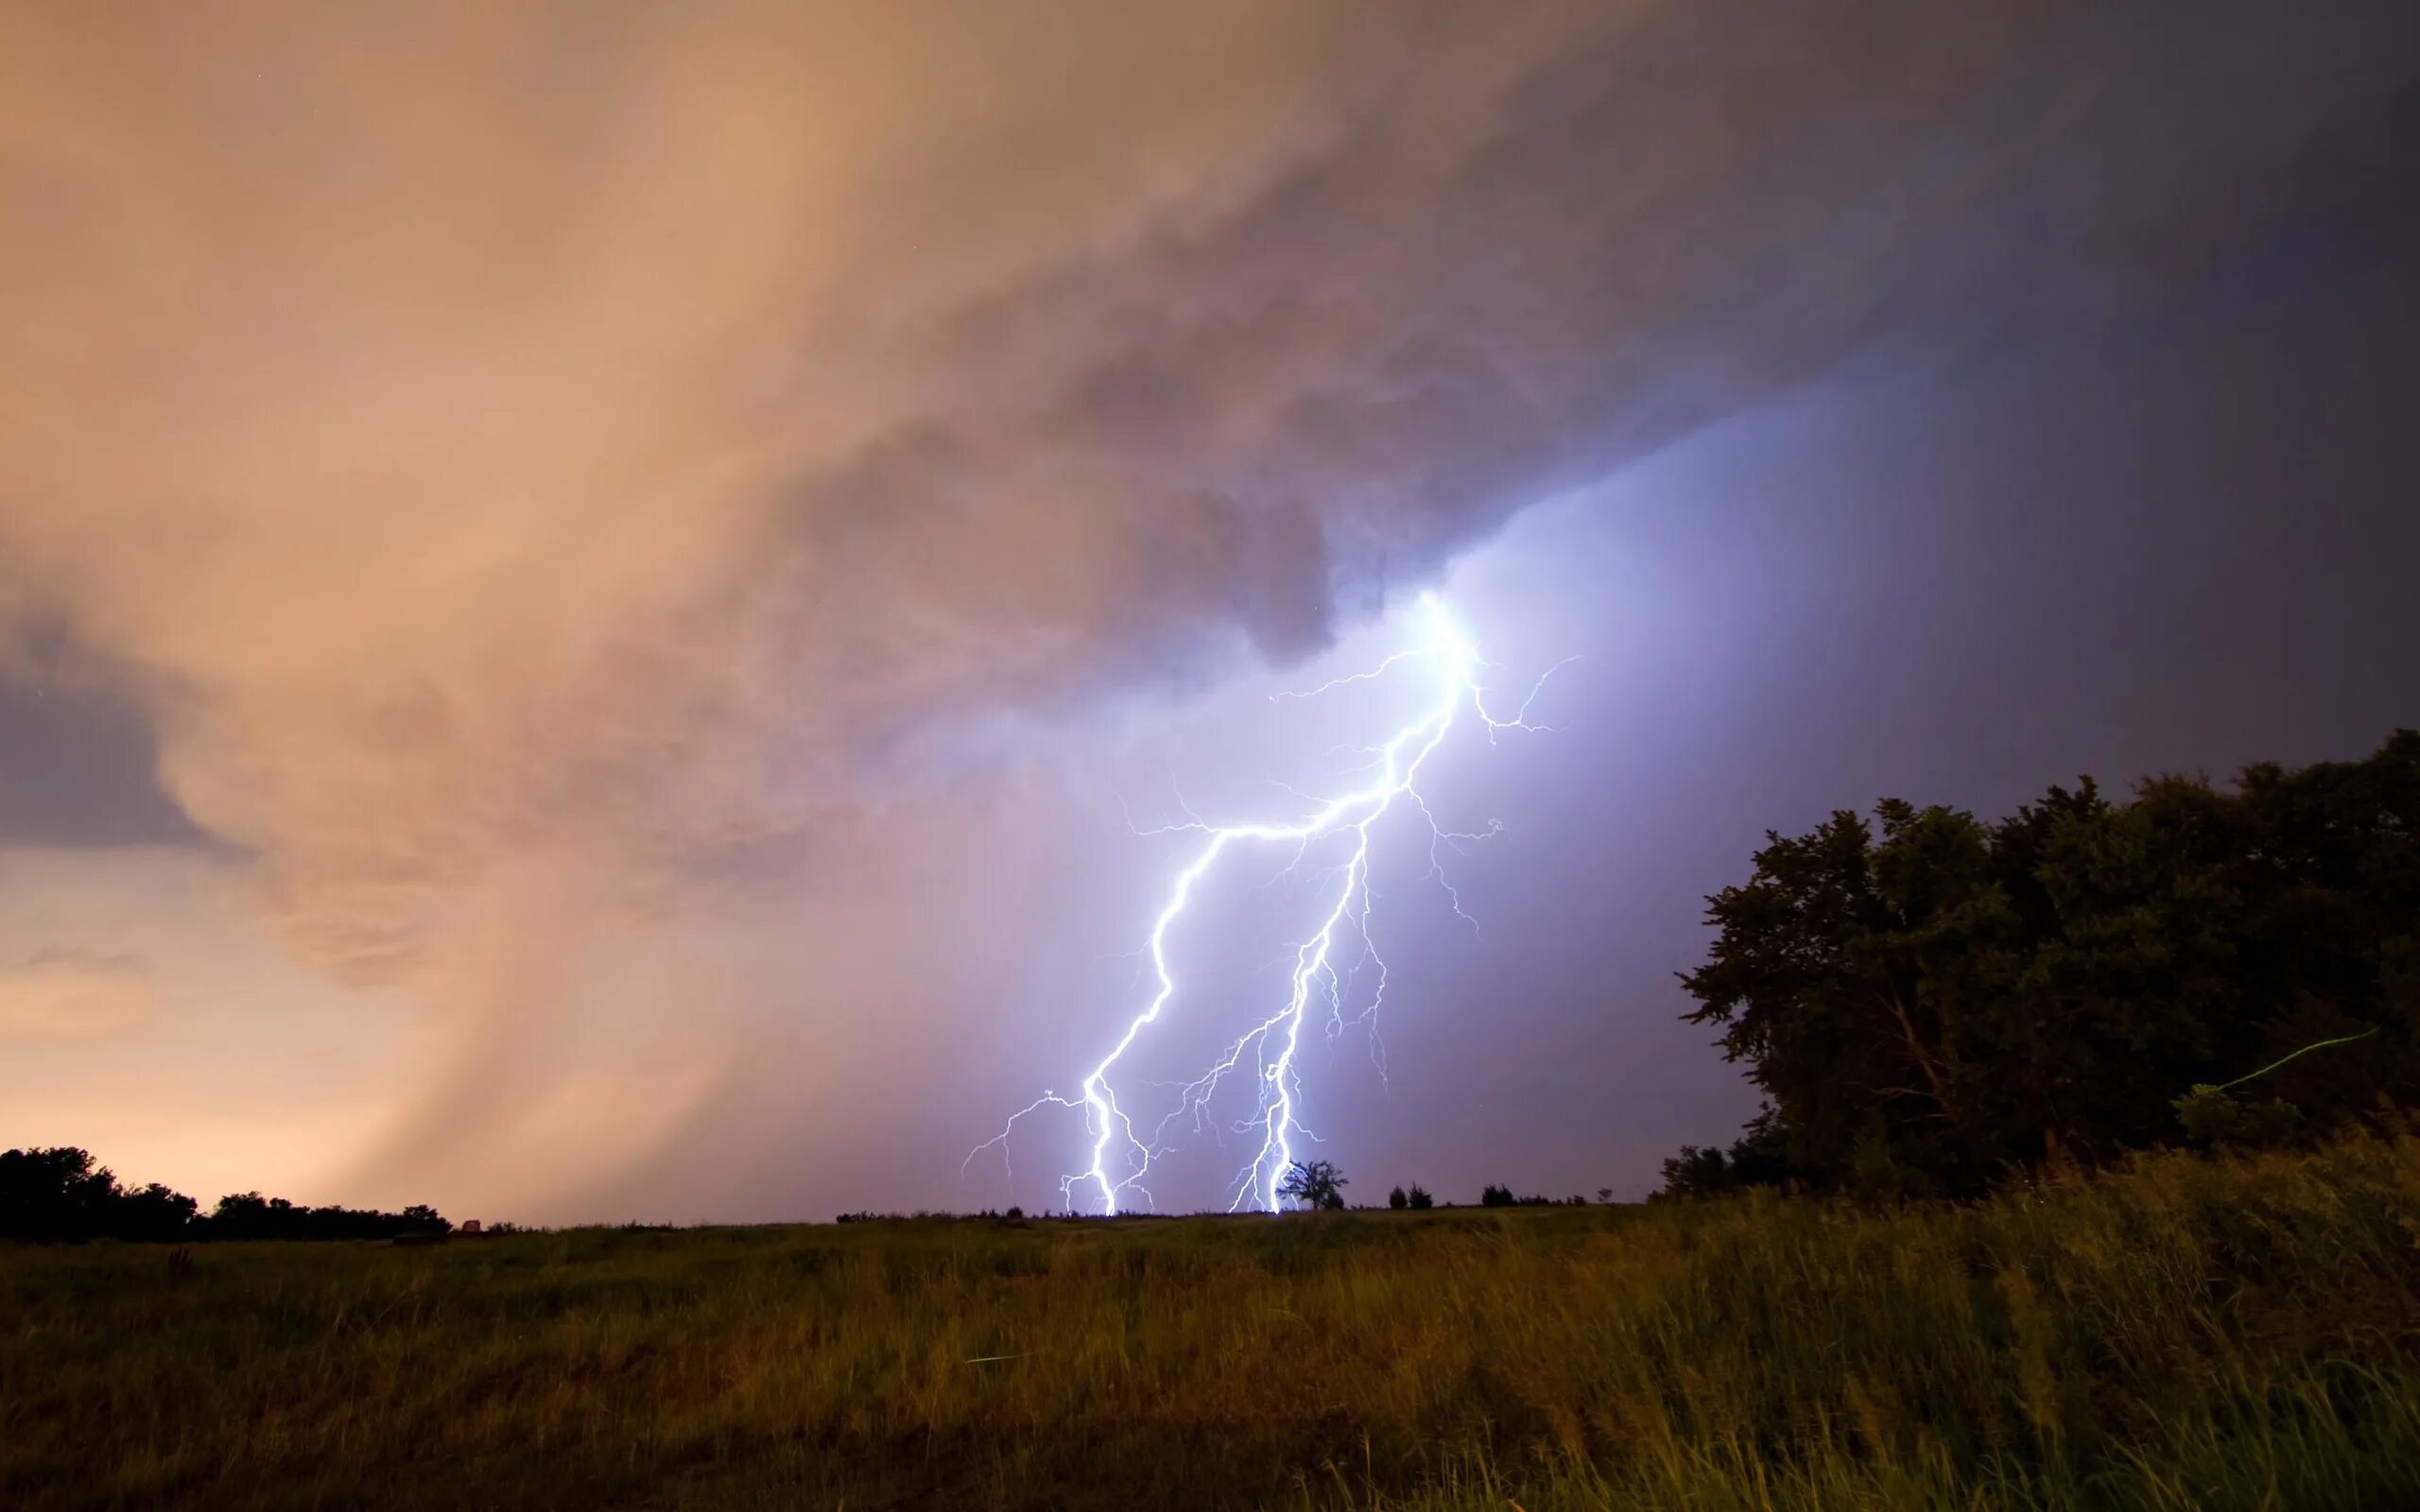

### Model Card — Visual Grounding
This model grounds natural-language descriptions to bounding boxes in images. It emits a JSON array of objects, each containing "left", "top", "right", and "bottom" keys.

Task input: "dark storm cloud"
[
  {"left": 786, "top": 0, "right": 2417, "bottom": 682},
  {"left": 0, "top": 678, "right": 202, "bottom": 848},
  {"left": 1, "top": 0, "right": 2412, "bottom": 1211}
]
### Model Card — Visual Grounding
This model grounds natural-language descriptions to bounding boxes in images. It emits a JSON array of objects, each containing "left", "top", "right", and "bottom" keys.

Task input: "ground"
[{"left": 6, "top": 1136, "right": 2419, "bottom": 1510}]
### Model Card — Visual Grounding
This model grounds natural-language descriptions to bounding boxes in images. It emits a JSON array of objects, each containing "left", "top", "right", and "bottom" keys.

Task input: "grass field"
[{"left": 6, "top": 1135, "right": 2419, "bottom": 1511}]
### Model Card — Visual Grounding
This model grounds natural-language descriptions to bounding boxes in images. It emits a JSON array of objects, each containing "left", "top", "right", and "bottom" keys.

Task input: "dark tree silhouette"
[
  {"left": 1407, "top": 1184, "right": 1433, "bottom": 1211},
  {"left": 112, "top": 1182, "right": 199, "bottom": 1241},
  {"left": 1387, "top": 1185, "right": 1409, "bottom": 1210},
  {"left": 0, "top": 1147, "right": 124, "bottom": 1241},
  {"left": 1274, "top": 1160, "right": 1347, "bottom": 1211},
  {"left": 1479, "top": 1184, "right": 1514, "bottom": 1208},
  {"left": 1670, "top": 730, "right": 2420, "bottom": 1199},
  {"left": 1, "top": 1146, "right": 452, "bottom": 1243}
]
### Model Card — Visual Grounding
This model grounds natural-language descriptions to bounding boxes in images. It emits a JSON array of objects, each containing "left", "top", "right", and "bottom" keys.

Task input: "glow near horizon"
[{"left": 969, "top": 593, "right": 1563, "bottom": 1214}]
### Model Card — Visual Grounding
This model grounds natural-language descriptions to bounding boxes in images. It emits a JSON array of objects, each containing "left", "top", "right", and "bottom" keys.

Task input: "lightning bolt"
[{"left": 968, "top": 593, "right": 1564, "bottom": 1214}]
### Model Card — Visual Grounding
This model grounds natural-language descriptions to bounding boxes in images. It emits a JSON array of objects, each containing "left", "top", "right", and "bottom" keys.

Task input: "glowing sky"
[{"left": 3, "top": 3, "right": 2416, "bottom": 1221}]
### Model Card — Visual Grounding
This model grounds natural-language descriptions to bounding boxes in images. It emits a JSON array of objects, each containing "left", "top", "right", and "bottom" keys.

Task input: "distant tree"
[
  {"left": 1407, "top": 1184, "right": 1433, "bottom": 1211},
  {"left": 3, "top": 1148, "right": 452, "bottom": 1243},
  {"left": 1670, "top": 730, "right": 2420, "bottom": 1199},
  {"left": 1598, "top": 1187, "right": 1614, "bottom": 1204},
  {"left": 1387, "top": 1185, "right": 1409, "bottom": 1210},
  {"left": 0, "top": 1148, "right": 204, "bottom": 1243},
  {"left": 0, "top": 1147, "right": 120, "bottom": 1241},
  {"left": 1275, "top": 1160, "right": 1348, "bottom": 1211},
  {"left": 111, "top": 1182, "right": 199, "bottom": 1241},
  {"left": 1479, "top": 1184, "right": 1514, "bottom": 1208}
]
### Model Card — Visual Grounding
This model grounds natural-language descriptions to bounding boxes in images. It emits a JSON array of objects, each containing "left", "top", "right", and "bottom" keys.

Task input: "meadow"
[{"left": 6, "top": 1135, "right": 2419, "bottom": 1512}]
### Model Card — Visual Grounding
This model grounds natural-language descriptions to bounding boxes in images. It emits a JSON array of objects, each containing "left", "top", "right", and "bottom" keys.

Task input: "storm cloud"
[{"left": 3, "top": 1, "right": 2413, "bottom": 1214}]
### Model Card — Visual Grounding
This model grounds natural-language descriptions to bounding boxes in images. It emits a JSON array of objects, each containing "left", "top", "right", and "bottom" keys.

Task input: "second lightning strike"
[{"left": 969, "top": 593, "right": 1564, "bottom": 1214}]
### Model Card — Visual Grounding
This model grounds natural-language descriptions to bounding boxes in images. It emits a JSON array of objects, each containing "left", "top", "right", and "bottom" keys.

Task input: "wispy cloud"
[{"left": 0, "top": 948, "right": 161, "bottom": 1040}]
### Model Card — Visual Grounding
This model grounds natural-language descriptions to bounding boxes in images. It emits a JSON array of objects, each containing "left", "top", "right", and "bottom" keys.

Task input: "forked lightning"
[{"left": 969, "top": 594, "right": 1561, "bottom": 1213}]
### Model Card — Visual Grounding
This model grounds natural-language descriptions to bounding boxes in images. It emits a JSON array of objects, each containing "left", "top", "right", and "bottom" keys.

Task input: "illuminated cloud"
[{"left": 0, "top": 2, "right": 2410, "bottom": 1211}]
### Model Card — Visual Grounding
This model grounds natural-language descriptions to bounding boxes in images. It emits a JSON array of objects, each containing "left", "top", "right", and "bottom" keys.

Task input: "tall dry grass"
[{"left": 5, "top": 1134, "right": 2417, "bottom": 1510}]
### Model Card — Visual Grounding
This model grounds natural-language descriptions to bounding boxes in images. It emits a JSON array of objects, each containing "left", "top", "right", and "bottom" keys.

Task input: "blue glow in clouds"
[{"left": 969, "top": 594, "right": 1564, "bottom": 1213}]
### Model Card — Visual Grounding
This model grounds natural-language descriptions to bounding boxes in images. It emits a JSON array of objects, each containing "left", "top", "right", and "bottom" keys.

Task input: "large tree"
[{"left": 1675, "top": 730, "right": 2418, "bottom": 1197}]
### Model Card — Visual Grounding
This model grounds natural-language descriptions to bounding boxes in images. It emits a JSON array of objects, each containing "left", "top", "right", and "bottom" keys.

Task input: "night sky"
[{"left": 3, "top": 3, "right": 2416, "bottom": 1222}]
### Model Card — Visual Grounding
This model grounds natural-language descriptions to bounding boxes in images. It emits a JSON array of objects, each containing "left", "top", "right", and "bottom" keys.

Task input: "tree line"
[
  {"left": 19, "top": 729, "right": 2409, "bottom": 1229},
  {"left": 0, "top": 1146, "right": 451, "bottom": 1243},
  {"left": 1659, "top": 730, "right": 2418, "bottom": 1200},
  {"left": 1289, "top": 1163, "right": 1590, "bottom": 1211}
]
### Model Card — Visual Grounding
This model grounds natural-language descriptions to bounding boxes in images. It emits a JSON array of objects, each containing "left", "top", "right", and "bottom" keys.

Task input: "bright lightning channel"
[{"left": 967, "top": 593, "right": 1562, "bottom": 1215}]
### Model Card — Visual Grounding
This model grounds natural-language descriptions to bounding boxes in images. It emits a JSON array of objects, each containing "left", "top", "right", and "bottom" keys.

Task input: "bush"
[{"left": 2174, "top": 1084, "right": 2303, "bottom": 1146}]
